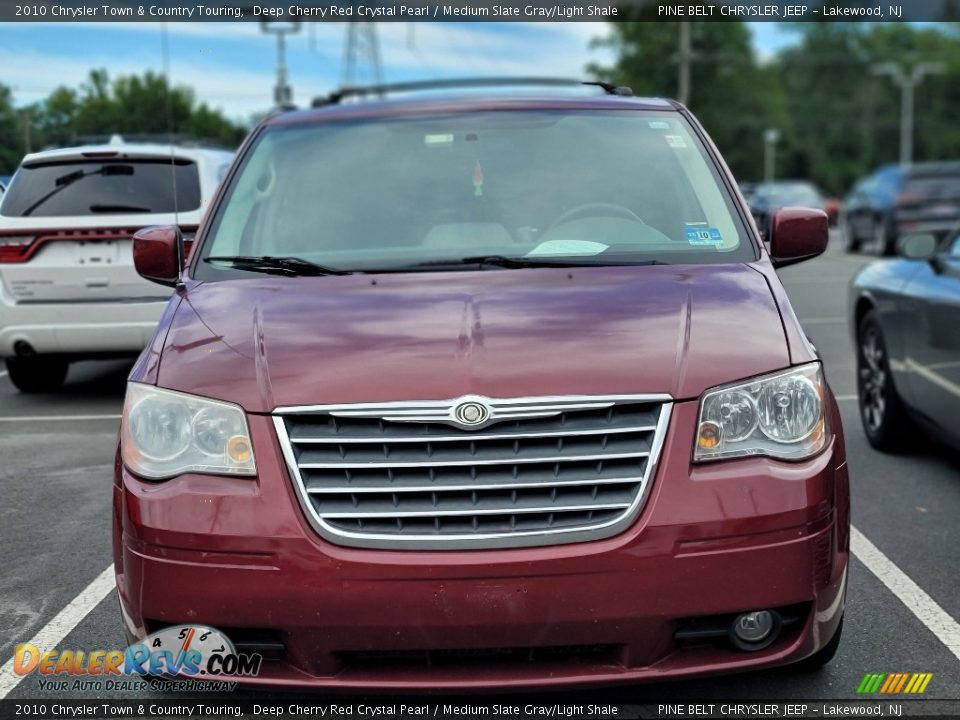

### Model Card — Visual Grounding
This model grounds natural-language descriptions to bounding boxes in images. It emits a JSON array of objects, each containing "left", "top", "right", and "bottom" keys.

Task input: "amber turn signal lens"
[
  {"left": 697, "top": 421, "right": 722, "bottom": 449},
  {"left": 227, "top": 435, "right": 253, "bottom": 463}
]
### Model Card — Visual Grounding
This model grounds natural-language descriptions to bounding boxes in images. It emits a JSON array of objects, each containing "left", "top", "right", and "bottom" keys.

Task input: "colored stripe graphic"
[
  {"left": 868, "top": 673, "right": 885, "bottom": 693},
  {"left": 893, "top": 673, "right": 909, "bottom": 693},
  {"left": 858, "top": 672, "right": 932, "bottom": 694}
]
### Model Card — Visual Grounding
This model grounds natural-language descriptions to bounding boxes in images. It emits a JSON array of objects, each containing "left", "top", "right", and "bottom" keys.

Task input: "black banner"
[
  {"left": 3, "top": 699, "right": 960, "bottom": 720},
  {"left": 1, "top": 0, "right": 959, "bottom": 23}
]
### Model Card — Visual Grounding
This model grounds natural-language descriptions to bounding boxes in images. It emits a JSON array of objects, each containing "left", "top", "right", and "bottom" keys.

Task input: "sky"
[{"left": 0, "top": 22, "right": 797, "bottom": 122}]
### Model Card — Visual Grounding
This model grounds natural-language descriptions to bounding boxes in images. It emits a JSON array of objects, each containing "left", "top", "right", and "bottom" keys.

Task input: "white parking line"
[
  {"left": 0, "top": 565, "right": 115, "bottom": 699},
  {"left": 0, "top": 414, "right": 121, "bottom": 423},
  {"left": 835, "top": 394, "right": 857, "bottom": 402},
  {"left": 852, "top": 526, "right": 960, "bottom": 663},
  {"left": 827, "top": 254, "right": 879, "bottom": 266},
  {"left": 0, "top": 370, "right": 7, "bottom": 377},
  {"left": 800, "top": 317, "right": 847, "bottom": 325},
  {"left": 782, "top": 278, "right": 860, "bottom": 286}
]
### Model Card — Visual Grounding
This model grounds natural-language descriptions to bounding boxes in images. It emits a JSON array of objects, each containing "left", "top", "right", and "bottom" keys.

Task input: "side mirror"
[
  {"left": 133, "top": 225, "right": 183, "bottom": 287},
  {"left": 768, "top": 207, "right": 829, "bottom": 268},
  {"left": 898, "top": 233, "right": 938, "bottom": 261}
]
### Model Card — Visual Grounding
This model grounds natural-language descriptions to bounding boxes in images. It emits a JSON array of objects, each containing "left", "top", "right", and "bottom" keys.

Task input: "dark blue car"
[
  {"left": 850, "top": 227, "right": 960, "bottom": 452},
  {"left": 844, "top": 163, "right": 960, "bottom": 256}
]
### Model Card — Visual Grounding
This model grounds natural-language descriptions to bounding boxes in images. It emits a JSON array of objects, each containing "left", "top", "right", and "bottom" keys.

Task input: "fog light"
[{"left": 730, "top": 610, "right": 780, "bottom": 651}]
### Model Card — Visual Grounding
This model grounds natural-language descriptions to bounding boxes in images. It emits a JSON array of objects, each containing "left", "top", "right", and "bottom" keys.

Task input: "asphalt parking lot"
[{"left": 1, "top": 231, "right": 958, "bottom": 710}]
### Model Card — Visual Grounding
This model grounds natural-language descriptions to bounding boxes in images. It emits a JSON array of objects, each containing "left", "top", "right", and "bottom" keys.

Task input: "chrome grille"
[{"left": 274, "top": 395, "right": 671, "bottom": 549}]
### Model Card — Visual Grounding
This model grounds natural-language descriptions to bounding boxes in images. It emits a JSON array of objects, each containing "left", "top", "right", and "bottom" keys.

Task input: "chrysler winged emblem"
[{"left": 453, "top": 400, "right": 490, "bottom": 428}]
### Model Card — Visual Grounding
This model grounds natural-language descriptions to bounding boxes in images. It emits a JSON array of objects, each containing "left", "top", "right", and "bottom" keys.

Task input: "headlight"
[
  {"left": 121, "top": 383, "right": 256, "bottom": 479},
  {"left": 694, "top": 363, "right": 830, "bottom": 462}
]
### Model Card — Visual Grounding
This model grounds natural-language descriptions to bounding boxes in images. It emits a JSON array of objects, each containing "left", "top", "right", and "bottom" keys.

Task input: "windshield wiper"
[
  {"left": 205, "top": 255, "right": 352, "bottom": 277},
  {"left": 388, "top": 255, "right": 668, "bottom": 271},
  {"left": 20, "top": 165, "right": 135, "bottom": 217}
]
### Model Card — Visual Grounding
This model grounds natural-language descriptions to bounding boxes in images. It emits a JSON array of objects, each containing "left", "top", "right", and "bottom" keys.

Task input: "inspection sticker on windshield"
[
  {"left": 664, "top": 134, "right": 687, "bottom": 149},
  {"left": 685, "top": 227, "right": 723, "bottom": 246},
  {"left": 648, "top": 121, "right": 670, "bottom": 129},
  {"left": 424, "top": 133, "right": 454, "bottom": 146}
]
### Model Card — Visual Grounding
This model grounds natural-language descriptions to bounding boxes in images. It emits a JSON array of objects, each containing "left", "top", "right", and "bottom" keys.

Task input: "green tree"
[
  {"left": 32, "top": 69, "right": 247, "bottom": 151},
  {"left": 774, "top": 23, "right": 960, "bottom": 194},
  {"left": 34, "top": 87, "right": 78, "bottom": 149},
  {"left": 0, "top": 84, "right": 24, "bottom": 173}
]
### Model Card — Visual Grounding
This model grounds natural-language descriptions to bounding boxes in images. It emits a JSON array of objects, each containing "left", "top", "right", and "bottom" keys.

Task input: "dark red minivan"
[{"left": 114, "top": 81, "right": 848, "bottom": 688}]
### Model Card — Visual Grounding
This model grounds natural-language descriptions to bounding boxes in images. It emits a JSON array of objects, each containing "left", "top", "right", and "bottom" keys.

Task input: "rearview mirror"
[
  {"left": 768, "top": 207, "right": 829, "bottom": 268},
  {"left": 898, "top": 233, "right": 938, "bottom": 261},
  {"left": 133, "top": 225, "right": 183, "bottom": 287}
]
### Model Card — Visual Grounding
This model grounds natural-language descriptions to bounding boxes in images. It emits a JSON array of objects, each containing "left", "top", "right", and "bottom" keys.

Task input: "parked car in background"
[
  {"left": 0, "top": 141, "right": 232, "bottom": 392},
  {"left": 115, "top": 80, "right": 847, "bottom": 689},
  {"left": 748, "top": 180, "right": 826, "bottom": 240},
  {"left": 843, "top": 162, "right": 960, "bottom": 255},
  {"left": 843, "top": 164, "right": 900, "bottom": 254},
  {"left": 850, "top": 226, "right": 960, "bottom": 452}
]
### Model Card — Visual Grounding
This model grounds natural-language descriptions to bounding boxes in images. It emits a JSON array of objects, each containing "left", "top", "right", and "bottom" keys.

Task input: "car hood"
[{"left": 156, "top": 264, "right": 790, "bottom": 413}]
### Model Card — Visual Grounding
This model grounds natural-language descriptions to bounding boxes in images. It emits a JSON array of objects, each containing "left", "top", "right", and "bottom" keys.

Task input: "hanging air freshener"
[{"left": 473, "top": 160, "right": 484, "bottom": 197}]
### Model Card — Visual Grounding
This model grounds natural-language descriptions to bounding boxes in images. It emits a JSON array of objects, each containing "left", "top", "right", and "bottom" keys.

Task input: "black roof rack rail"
[
  {"left": 46, "top": 133, "right": 233, "bottom": 151},
  {"left": 312, "top": 77, "right": 633, "bottom": 107}
]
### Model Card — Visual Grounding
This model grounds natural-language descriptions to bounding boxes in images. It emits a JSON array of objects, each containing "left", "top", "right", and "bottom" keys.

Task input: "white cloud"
[{"left": 4, "top": 22, "right": 615, "bottom": 119}]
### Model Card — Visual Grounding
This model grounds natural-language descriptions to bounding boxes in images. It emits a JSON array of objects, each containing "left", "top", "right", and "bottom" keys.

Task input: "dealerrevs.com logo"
[{"left": 13, "top": 625, "right": 261, "bottom": 691}]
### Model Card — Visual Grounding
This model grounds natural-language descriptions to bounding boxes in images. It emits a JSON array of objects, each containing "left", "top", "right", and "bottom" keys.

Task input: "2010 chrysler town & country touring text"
[{"left": 114, "top": 80, "right": 848, "bottom": 688}]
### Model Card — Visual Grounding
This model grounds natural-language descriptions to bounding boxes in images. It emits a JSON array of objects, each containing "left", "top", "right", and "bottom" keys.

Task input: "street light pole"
[
  {"left": 677, "top": 22, "right": 691, "bottom": 106},
  {"left": 873, "top": 61, "right": 946, "bottom": 165},
  {"left": 763, "top": 128, "right": 780, "bottom": 183},
  {"left": 261, "top": 22, "right": 301, "bottom": 108}
]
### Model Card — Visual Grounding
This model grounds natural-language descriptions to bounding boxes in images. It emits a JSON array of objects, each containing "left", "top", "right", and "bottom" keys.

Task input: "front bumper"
[{"left": 114, "top": 400, "right": 849, "bottom": 689}]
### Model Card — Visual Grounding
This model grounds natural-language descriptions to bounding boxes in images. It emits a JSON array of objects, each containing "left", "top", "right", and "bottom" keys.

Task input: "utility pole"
[
  {"left": 261, "top": 21, "right": 301, "bottom": 108},
  {"left": 677, "top": 22, "right": 691, "bottom": 106},
  {"left": 873, "top": 61, "right": 946, "bottom": 165},
  {"left": 342, "top": 22, "right": 383, "bottom": 88}
]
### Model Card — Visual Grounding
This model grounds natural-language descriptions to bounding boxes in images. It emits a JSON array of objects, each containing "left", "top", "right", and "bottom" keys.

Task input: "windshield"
[
  {"left": 197, "top": 110, "right": 755, "bottom": 276},
  {"left": 0, "top": 158, "right": 201, "bottom": 217}
]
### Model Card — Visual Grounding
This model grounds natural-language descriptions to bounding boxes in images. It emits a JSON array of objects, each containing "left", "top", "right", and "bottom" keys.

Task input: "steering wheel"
[{"left": 547, "top": 202, "right": 645, "bottom": 232}]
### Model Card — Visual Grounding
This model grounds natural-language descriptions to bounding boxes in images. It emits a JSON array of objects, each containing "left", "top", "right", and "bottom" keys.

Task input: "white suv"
[{"left": 0, "top": 141, "right": 233, "bottom": 392}]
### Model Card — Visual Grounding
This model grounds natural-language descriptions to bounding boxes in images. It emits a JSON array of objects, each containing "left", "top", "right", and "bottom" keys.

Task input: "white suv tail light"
[{"left": 0, "top": 235, "right": 38, "bottom": 264}]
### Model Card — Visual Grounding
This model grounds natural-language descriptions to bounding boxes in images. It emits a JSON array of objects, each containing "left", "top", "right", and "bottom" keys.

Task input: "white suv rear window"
[{"left": 0, "top": 159, "right": 201, "bottom": 217}]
